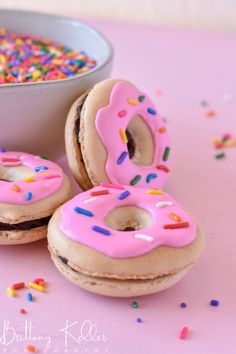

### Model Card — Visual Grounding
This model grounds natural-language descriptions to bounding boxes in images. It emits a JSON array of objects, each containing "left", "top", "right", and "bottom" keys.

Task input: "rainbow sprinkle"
[
  {"left": 100, "top": 182, "right": 124, "bottom": 190},
  {"left": 138, "top": 95, "right": 145, "bottom": 102},
  {"left": 26, "top": 192, "right": 32, "bottom": 201},
  {"left": 0, "top": 28, "right": 96, "bottom": 84},
  {"left": 146, "top": 189, "right": 163, "bottom": 195},
  {"left": 118, "top": 110, "right": 127, "bottom": 118},
  {"left": 117, "top": 151, "right": 128, "bottom": 165},
  {"left": 34, "top": 166, "right": 48, "bottom": 172},
  {"left": 130, "top": 175, "right": 141, "bottom": 185},
  {"left": 179, "top": 326, "right": 189, "bottom": 340},
  {"left": 127, "top": 98, "right": 138, "bottom": 105},
  {"left": 119, "top": 129, "right": 128, "bottom": 144},
  {"left": 146, "top": 173, "right": 157, "bottom": 183},
  {"left": 134, "top": 234, "right": 154, "bottom": 242},
  {"left": 74, "top": 207, "right": 94, "bottom": 217},
  {"left": 163, "top": 147, "right": 170, "bottom": 161},
  {"left": 84, "top": 197, "right": 97, "bottom": 204},
  {"left": 118, "top": 190, "right": 130, "bottom": 200},
  {"left": 92, "top": 225, "right": 111, "bottom": 236},
  {"left": 147, "top": 107, "right": 156, "bottom": 115},
  {"left": 12, "top": 184, "right": 21, "bottom": 192},
  {"left": 26, "top": 293, "right": 33, "bottom": 302},
  {"left": 156, "top": 201, "right": 173, "bottom": 208}
]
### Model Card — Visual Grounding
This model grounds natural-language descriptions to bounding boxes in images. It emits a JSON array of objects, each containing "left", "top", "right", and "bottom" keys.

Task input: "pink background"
[{"left": 1, "top": 19, "right": 236, "bottom": 353}]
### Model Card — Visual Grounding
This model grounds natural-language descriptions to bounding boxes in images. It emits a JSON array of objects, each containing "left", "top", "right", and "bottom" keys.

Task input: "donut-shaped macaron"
[
  {"left": 65, "top": 79, "right": 170, "bottom": 190},
  {"left": 48, "top": 184, "right": 204, "bottom": 297},
  {"left": 0, "top": 151, "right": 71, "bottom": 245}
]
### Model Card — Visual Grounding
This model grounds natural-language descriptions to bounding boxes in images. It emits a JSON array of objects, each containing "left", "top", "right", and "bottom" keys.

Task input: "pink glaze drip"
[
  {"left": 60, "top": 185, "right": 196, "bottom": 258},
  {"left": 95, "top": 82, "right": 170, "bottom": 189},
  {"left": 0, "top": 151, "right": 64, "bottom": 204}
]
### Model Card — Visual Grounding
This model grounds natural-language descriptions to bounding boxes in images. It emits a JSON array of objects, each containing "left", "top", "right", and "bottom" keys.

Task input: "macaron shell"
[
  {"left": 0, "top": 175, "right": 72, "bottom": 224},
  {"left": 50, "top": 250, "right": 191, "bottom": 297},
  {"left": 47, "top": 207, "right": 204, "bottom": 281},
  {"left": 65, "top": 91, "right": 93, "bottom": 190},
  {"left": 0, "top": 225, "right": 47, "bottom": 245},
  {"left": 79, "top": 78, "right": 119, "bottom": 186}
]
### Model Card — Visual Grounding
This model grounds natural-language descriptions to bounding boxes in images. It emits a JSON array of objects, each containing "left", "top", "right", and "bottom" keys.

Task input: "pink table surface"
[{"left": 1, "top": 18, "right": 236, "bottom": 354}]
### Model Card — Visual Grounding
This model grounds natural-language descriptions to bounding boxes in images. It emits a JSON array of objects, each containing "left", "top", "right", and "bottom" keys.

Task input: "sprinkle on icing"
[
  {"left": 146, "top": 173, "right": 157, "bottom": 183},
  {"left": 130, "top": 175, "right": 142, "bottom": 185},
  {"left": 23, "top": 177, "right": 36, "bottom": 182},
  {"left": 147, "top": 107, "right": 156, "bottom": 115},
  {"left": 163, "top": 222, "right": 189, "bottom": 229},
  {"left": 157, "top": 164, "right": 170, "bottom": 173},
  {"left": 118, "top": 190, "right": 130, "bottom": 200},
  {"left": 34, "top": 166, "right": 49, "bottom": 172},
  {"left": 91, "top": 190, "right": 109, "bottom": 196},
  {"left": 146, "top": 189, "right": 164, "bottom": 195},
  {"left": 163, "top": 147, "right": 170, "bottom": 161},
  {"left": 92, "top": 225, "right": 111, "bottom": 236},
  {"left": 60, "top": 185, "right": 197, "bottom": 258},
  {"left": 95, "top": 82, "right": 170, "bottom": 189},
  {"left": 158, "top": 127, "right": 167, "bottom": 134},
  {"left": 12, "top": 184, "right": 21, "bottom": 192},
  {"left": 0, "top": 152, "right": 64, "bottom": 205},
  {"left": 84, "top": 197, "right": 97, "bottom": 204},
  {"left": 138, "top": 95, "right": 145, "bottom": 102},
  {"left": 118, "top": 110, "right": 127, "bottom": 118},
  {"left": 119, "top": 129, "right": 128, "bottom": 144},
  {"left": 74, "top": 207, "right": 94, "bottom": 217},
  {"left": 156, "top": 201, "right": 173, "bottom": 208},
  {"left": 117, "top": 151, "right": 128, "bottom": 165},
  {"left": 134, "top": 234, "right": 154, "bottom": 242},
  {"left": 127, "top": 98, "right": 138, "bottom": 105},
  {"left": 100, "top": 182, "right": 124, "bottom": 190},
  {"left": 168, "top": 212, "right": 182, "bottom": 222}
]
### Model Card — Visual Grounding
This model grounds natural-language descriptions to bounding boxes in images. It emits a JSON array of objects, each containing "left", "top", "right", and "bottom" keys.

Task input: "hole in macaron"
[
  {"left": 125, "top": 115, "right": 154, "bottom": 166},
  {"left": 104, "top": 205, "right": 152, "bottom": 232},
  {"left": 0, "top": 166, "right": 34, "bottom": 182}
]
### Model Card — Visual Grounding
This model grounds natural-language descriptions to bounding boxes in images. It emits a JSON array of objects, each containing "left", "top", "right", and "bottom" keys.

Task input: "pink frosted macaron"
[
  {"left": 48, "top": 184, "right": 204, "bottom": 297},
  {"left": 0, "top": 151, "right": 71, "bottom": 245},
  {"left": 65, "top": 78, "right": 170, "bottom": 191}
]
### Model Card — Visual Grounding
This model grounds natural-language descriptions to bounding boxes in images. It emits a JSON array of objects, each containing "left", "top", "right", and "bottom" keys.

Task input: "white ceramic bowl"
[{"left": 0, "top": 10, "right": 113, "bottom": 158}]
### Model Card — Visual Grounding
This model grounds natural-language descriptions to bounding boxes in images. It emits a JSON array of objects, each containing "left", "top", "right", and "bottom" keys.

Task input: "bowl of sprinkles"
[{"left": 0, "top": 10, "right": 113, "bottom": 158}]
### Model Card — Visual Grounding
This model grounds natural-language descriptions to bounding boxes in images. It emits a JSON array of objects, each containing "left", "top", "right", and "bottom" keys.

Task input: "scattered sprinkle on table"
[
  {"left": 12, "top": 282, "right": 25, "bottom": 290},
  {"left": 136, "top": 317, "right": 142, "bottom": 323},
  {"left": 25, "top": 344, "right": 37, "bottom": 353},
  {"left": 27, "top": 293, "right": 33, "bottom": 302},
  {"left": 20, "top": 309, "right": 27, "bottom": 314},
  {"left": 215, "top": 152, "right": 225, "bottom": 159},
  {"left": 7, "top": 287, "right": 16, "bottom": 297},
  {"left": 205, "top": 109, "right": 216, "bottom": 117},
  {"left": 131, "top": 300, "right": 139, "bottom": 309},
  {"left": 180, "top": 302, "right": 187, "bottom": 308},
  {"left": 201, "top": 99, "right": 208, "bottom": 107},
  {"left": 0, "top": 28, "right": 96, "bottom": 84},
  {"left": 210, "top": 299, "right": 220, "bottom": 307},
  {"left": 179, "top": 326, "right": 189, "bottom": 340}
]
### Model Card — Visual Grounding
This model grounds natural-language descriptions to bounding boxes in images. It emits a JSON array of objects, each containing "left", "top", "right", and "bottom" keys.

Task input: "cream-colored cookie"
[
  {"left": 65, "top": 78, "right": 170, "bottom": 190},
  {"left": 47, "top": 185, "right": 204, "bottom": 297},
  {"left": 0, "top": 151, "right": 72, "bottom": 245}
]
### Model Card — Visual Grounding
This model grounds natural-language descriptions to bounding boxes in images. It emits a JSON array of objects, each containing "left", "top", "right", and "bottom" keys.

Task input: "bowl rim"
[{"left": 0, "top": 9, "right": 114, "bottom": 89}]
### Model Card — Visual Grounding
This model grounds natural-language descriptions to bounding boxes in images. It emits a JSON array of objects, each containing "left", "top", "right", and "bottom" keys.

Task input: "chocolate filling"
[
  {"left": 58, "top": 255, "right": 79, "bottom": 272},
  {"left": 75, "top": 95, "right": 88, "bottom": 163},
  {"left": 0, "top": 215, "right": 51, "bottom": 231}
]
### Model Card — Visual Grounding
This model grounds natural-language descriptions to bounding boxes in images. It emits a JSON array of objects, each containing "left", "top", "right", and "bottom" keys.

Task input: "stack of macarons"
[{"left": 1, "top": 78, "right": 204, "bottom": 297}]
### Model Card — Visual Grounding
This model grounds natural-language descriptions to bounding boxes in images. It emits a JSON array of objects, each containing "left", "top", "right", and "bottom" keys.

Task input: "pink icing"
[
  {"left": 95, "top": 82, "right": 170, "bottom": 189},
  {"left": 60, "top": 185, "right": 196, "bottom": 258},
  {"left": 0, "top": 151, "right": 64, "bottom": 204}
]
